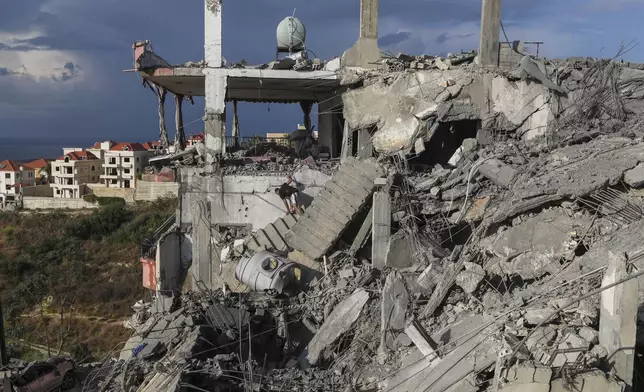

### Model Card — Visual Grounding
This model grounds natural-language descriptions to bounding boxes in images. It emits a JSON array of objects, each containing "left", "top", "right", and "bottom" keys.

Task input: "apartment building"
[
  {"left": 26, "top": 158, "right": 49, "bottom": 184},
  {"left": 0, "top": 160, "right": 36, "bottom": 195},
  {"left": 187, "top": 133, "right": 204, "bottom": 147},
  {"left": 50, "top": 151, "right": 102, "bottom": 198},
  {"left": 101, "top": 143, "right": 151, "bottom": 189},
  {"left": 87, "top": 140, "right": 116, "bottom": 161},
  {"left": 142, "top": 141, "right": 163, "bottom": 155}
]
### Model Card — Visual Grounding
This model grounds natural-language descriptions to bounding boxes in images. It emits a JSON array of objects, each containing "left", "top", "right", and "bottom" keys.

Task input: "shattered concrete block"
[
  {"left": 380, "top": 272, "right": 410, "bottom": 352},
  {"left": 549, "top": 370, "right": 625, "bottom": 392},
  {"left": 477, "top": 158, "right": 517, "bottom": 188},
  {"left": 299, "top": 288, "right": 370, "bottom": 368},
  {"left": 599, "top": 251, "right": 638, "bottom": 387},
  {"left": 414, "top": 138, "right": 426, "bottom": 154},
  {"left": 435, "top": 58, "right": 451, "bottom": 70},
  {"left": 385, "top": 231, "right": 415, "bottom": 269},
  {"left": 338, "top": 268, "right": 355, "bottom": 279},
  {"left": 483, "top": 209, "right": 593, "bottom": 280},
  {"left": 455, "top": 261, "right": 485, "bottom": 294},
  {"left": 447, "top": 138, "right": 477, "bottom": 167},
  {"left": 499, "top": 363, "right": 551, "bottom": 392},
  {"left": 404, "top": 320, "right": 439, "bottom": 363},
  {"left": 523, "top": 306, "right": 555, "bottom": 325},
  {"left": 550, "top": 332, "right": 589, "bottom": 367},
  {"left": 624, "top": 162, "right": 644, "bottom": 187},
  {"left": 578, "top": 326, "right": 599, "bottom": 345},
  {"left": 417, "top": 263, "right": 440, "bottom": 292}
]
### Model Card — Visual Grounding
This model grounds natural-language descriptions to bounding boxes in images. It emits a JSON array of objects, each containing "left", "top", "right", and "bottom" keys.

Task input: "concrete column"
[
  {"left": 600, "top": 251, "right": 637, "bottom": 388},
  {"left": 343, "top": 0, "right": 381, "bottom": 69},
  {"left": 318, "top": 99, "right": 333, "bottom": 156},
  {"left": 360, "top": 0, "right": 378, "bottom": 39},
  {"left": 191, "top": 198, "right": 212, "bottom": 289},
  {"left": 357, "top": 128, "right": 373, "bottom": 158},
  {"left": 340, "top": 122, "right": 353, "bottom": 162},
  {"left": 372, "top": 183, "right": 390, "bottom": 269},
  {"left": 204, "top": 0, "right": 227, "bottom": 160},
  {"left": 479, "top": 0, "right": 502, "bottom": 67}
]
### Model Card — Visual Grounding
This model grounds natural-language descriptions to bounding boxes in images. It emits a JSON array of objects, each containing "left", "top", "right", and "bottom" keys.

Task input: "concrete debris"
[
  {"left": 299, "top": 288, "right": 370, "bottom": 368},
  {"left": 38, "top": 53, "right": 644, "bottom": 392}
]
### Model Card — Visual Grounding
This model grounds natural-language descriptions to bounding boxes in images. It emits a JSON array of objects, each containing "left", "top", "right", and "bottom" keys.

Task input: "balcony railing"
[{"left": 141, "top": 213, "right": 176, "bottom": 258}]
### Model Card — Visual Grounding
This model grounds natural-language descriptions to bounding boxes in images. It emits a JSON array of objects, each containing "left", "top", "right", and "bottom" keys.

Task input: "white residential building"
[
  {"left": 50, "top": 151, "right": 102, "bottom": 198},
  {"left": 87, "top": 140, "right": 116, "bottom": 161},
  {"left": 0, "top": 160, "right": 36, "bottom": 195},
  {"left": 100, "top": 143, "right": 151, "bottom": 189}
]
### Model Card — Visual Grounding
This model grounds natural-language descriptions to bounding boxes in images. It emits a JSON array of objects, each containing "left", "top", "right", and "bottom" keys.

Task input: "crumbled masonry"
[{"left": 12, "top": 52, "right": 644, "bottom": 391}]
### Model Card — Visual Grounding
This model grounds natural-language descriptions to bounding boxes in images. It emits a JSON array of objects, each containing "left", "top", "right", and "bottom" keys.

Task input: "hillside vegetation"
[{"left": 0, "top": 197, "right": 177, "bottom": 361}]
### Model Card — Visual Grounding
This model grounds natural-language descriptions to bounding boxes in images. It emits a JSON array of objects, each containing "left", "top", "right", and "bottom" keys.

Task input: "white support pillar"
[{"left": 204, "top": 0, "right": 227, "bottom": 160}]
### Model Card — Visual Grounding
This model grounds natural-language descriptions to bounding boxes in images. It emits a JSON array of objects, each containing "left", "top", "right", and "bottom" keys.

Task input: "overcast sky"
[{"left": 1, "top": 0, "right": 643, "bottom": 145}]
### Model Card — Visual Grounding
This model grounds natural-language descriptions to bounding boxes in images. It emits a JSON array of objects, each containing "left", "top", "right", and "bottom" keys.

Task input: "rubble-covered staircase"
[
  {"left": 284, "top": 157, "right": 384, "bottom": 260},
  {"left": 243, "top": 213, "right": 300, "bottom": 254}
]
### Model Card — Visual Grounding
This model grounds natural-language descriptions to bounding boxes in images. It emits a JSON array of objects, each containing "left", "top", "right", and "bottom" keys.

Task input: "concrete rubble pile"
[{"left": 82, "top": 55, "right": 644, "bottom": 392}]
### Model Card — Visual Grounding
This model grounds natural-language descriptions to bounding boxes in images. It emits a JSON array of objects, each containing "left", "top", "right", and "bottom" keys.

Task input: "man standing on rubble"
[{"left": 275, "top": 174, "right": 303, "bottom": 215}]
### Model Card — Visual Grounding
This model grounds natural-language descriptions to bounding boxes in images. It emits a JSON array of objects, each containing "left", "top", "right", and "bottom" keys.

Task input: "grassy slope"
[{"left": 0, "top": 197, "right": 176, "bottom": 361}]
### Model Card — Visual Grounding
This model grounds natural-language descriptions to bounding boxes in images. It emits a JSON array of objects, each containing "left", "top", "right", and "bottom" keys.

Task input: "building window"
[
  {"left": 56, "top": 189, "right": 60, "bottom": 195},
  {"left": 91, "top": 176, "right": 96, "bottom": 182},
  {"left": 136, "top": 157, "right": 140, "bottom": 162},
  {"left": 111, "top": 179, "right": 117, "bottom": 184},
  {"left": 55, "top": 167, "right": 59, "bottom": 172},
  {"left": 5, "top": 185, "right": 10, "bottom": 190},
  {"left": 91, "top": 165, "right": 95, "bottom": 171},
  {"left": 124, "top": 169, "right": 130, "bottom": 174},
  {"left": 28, "top": 172, "right": 33, "bottom": 178},
  {"left": 4, "top": 173, "right": 9, "bottom": 179},
  {"left": 124, "top": 157, "right": 130, "bottom": 163}
]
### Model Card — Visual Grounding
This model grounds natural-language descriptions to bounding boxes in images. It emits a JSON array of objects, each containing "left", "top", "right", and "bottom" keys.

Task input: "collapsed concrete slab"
[
  {"left": 379, "top": 271, "right": 409, "bottom": 354},
  {"left": 299, "top": 288, "right": 370, "bottom": 368},
  {"left": 599, "top": 252, "right": 638, "bottom": 388},
  {"left": 483, "top": 209, "right": 592, "bottom": 279},
  {"left": 381, "top": 315, "right": 499, "bottom": 392}
]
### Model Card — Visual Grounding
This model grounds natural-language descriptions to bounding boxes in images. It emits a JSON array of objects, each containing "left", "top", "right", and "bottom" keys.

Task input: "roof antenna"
[{"left": 292, "top": 8, "right": 296, "bottom": 17}]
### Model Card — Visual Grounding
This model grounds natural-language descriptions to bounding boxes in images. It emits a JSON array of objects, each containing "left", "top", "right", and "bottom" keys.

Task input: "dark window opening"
[{"left": 409, "top": 120, "right": 480, "bottom": 167}]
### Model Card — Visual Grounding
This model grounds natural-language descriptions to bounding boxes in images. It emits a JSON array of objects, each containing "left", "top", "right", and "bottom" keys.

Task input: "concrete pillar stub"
[
  {"left": 342, "top": 0, "right": 381, "bottom": 69},
  {"left": 479, "top": 0, "right": 502, "bottom": 68},
  {"left": 599, "top": 251, "right": 637, "bottom": 388}
]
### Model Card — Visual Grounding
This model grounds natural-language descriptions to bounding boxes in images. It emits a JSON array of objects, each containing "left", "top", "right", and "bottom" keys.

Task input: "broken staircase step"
[
  {"left": 298, "top": 217, "right": 338, "bottom": 243},
  {"left": 273, "top": 218, "right": 291, "bottom": 238},
  {"left": 284, "top": 230, "right": 326, "bottom": 260},
  {"left": 245, "top": 236, "right": 262, "bottom": 254},
  {"left": 263, "top": 223, "right": 288, "bottom": 251},
  {"left": 325, "top": 181, "right": 371, "bottom": 207},
  {"left": 254, "top": 229, "right": 276, "bottom": 251},
  {"left": 282, "top": 213, "right": 299, "bottom": 228},
  {"left": 306, "top": 207, "right": 348, "bottom": 232},
  {"left": 316, "top": 190, "right": 357, "bottom": 216},
  {"left": 335, "top": 168, "right": 374, "bottom": 195}
]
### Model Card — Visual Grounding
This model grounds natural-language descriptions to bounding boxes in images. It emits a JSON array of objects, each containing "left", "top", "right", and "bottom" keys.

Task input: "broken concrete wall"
[
  {"left": 156, "top": 230, "right": 192, "bottom": 292},
  {"left": 180, "top": 165, "right": 331, "bottom": 231},
  {"left": 488, "top": 75, "right": 554, "bottom": 147},
  {"left": 343, "top": 67, "right": 561, "bottom": 154}
]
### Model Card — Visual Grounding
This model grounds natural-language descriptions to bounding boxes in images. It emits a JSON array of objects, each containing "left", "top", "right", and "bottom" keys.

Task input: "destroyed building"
[{"left": 22, "top": 0, "right": 644, "bottom": 391}]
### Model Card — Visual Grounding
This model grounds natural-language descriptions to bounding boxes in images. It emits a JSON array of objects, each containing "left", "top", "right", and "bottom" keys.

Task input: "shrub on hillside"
[
  {"left": 65, "top": 203, "right": 132, "bottom": 240},
  {"left": 97, "top": 197, "right": 126, "bottom": 207}
]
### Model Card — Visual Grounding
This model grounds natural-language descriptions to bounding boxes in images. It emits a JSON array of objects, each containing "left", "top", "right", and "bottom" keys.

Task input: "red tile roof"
[
  {"left": 56, "top": 151, "right": 99, "bottom": 161},
  {"left": 142, "top": 141, "right": 162, "bottom": 150},
  {"left": 90, "top": 140, "right": 117, "bottom": 149},
  {"left": 0, "top": 160, "right": 21, "bottom": 172},
  {"left": 25, "top": 158, "right": 48, "bottom": 169},
  {"left": 189, "top": 133, "right": 204, "bottom": 141},
  {"left": 110, "top": 142, "right": 149, "bottom": 152}
]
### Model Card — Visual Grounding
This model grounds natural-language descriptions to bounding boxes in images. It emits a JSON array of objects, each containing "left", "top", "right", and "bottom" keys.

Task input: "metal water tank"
[
  {"left": 235, "top": 250, "right": 296, "bottom": 294},
  {"left": 276, "top": 16, "right": 306, "bottom": 53}
]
